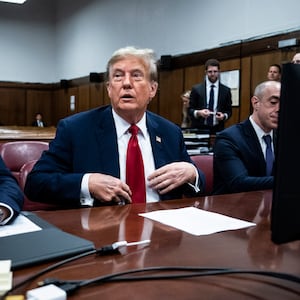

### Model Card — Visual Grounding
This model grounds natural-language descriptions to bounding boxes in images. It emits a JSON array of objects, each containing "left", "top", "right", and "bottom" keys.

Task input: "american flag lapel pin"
[{"left": 156, "top": 136, "right": 161, "bottom": 143}]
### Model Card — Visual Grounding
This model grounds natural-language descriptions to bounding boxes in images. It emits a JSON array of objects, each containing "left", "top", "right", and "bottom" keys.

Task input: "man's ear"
[
  {"left": 149, "top": 81, "right": 158, "bottom": 99},
  {"left": 251, "top": 96, "right": 260, "bottom": 110}
]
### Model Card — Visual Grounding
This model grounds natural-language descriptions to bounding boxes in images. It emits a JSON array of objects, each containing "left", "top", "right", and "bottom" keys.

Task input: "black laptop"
[{"left": 0, "top": 211, "right": 95, "bottom": 270}]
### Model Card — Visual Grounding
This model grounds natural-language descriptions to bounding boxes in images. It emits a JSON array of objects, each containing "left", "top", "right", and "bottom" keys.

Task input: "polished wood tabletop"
[
  {"left": 0, "top": 126, "right": 56, "bottom": 142},
  {"left": 10, "top": 190, "right": 300, "bottom": 299}
]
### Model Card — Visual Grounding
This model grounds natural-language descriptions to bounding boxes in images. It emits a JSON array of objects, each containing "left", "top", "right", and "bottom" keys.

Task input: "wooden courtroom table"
[
  {"left": 9, "top": 190, "right": 300, "bottom": 299},
  {"left": 0, "top": 126, "right": 56, "bottom": 142}
]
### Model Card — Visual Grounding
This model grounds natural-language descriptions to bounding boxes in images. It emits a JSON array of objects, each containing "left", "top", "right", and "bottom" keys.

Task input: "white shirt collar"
[
  {"left": 112, "top": 108, "right": 147, "bottom": 139},
  {"left": 249, "top": 115, "right": 273, "bottom": 140}
]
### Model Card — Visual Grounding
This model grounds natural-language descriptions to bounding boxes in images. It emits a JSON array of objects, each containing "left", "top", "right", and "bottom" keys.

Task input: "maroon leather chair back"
[
  {"left": 0, "top": 141, "right": 49, "bottom": 183},
  {"left": 191, "top": 154, "right": 214, "bottom": 195},
  {"left": 19, "top": 159, "right": 58, "bottom": 211}
]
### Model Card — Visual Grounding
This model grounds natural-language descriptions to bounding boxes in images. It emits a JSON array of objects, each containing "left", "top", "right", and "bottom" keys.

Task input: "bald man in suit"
[{"left": 213, "top": 81, "right": 280, "bottom": 194}]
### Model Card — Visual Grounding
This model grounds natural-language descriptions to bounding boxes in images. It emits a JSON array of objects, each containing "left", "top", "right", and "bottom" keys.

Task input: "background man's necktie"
[
  {"left": 263, "top": 135, "right": 274, "bottom": 176},
  {"left": 126, "top": 124, "right": 146, "bottom": 203},
  {"left": 207, "top": 84, "right": 215, "bottom": 126}
]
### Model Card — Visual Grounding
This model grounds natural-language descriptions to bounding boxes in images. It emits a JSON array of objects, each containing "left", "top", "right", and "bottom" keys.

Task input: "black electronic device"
[{"left": 271, "top": 62, "right": 300, "bottom": 244}]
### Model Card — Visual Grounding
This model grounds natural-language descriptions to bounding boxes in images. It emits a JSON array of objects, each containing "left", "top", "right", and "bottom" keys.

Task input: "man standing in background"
[
  {"left": 267, "top": 64, "right": 281, "bottom": 81},
  {"left": 188, "top": 59, "right": 232, "bottom": 134}
]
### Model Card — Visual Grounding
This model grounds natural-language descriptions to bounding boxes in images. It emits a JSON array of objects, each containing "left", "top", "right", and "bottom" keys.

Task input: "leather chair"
[
  {"left": 19, "top": 159, "right": 58, "bottom": 211},
  {"left": 191, "top": 154, "right": 213, "bottom": 195},
  {"left": 0, "top": 141, "right": 49, "bottom": 184}
]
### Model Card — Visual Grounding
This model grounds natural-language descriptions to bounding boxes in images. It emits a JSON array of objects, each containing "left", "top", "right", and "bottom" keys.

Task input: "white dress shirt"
[
  {"left": 80, "top": 109, "right": 159, "bottom": 206},
  {"left": 249, "top": 115, "right": 274, "bottom": 160}
]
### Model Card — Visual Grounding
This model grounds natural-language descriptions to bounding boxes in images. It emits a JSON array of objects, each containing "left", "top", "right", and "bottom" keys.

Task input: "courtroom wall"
[{"left": 0, "top": 0, "right": 300, "bottom": 83}]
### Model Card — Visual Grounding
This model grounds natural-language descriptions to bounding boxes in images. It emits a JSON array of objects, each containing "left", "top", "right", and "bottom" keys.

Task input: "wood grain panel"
[
  {"left": 240, "top": 57, "right": 252, "bottom": 121},
  {"left": 78, "top": 84, "right": 90, "bottom": 112},
  {"left": 158, "top": 69, "right": 184, "bottom": 125},
  {"left": 184, "top": 65, "right": 205, "bottom": 91},
  {"left": 251, "top": 51, "right": 282, "bottom": 91},
  {"left": 90, "top": 83, "right": 104, "bottom": 108},
  {"left": 0, "top": 88, "right": 26, "bottom": 125},
  {"left": 26, "top": 89, "right": 53, "bottom": 126}
]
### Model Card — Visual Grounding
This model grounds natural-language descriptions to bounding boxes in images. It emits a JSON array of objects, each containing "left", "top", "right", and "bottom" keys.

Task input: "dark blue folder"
[{"left": 0, "top": 211, "right": 95, "bottom": 270}]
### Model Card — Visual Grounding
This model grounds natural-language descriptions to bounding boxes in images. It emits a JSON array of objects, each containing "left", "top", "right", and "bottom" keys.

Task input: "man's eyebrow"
[{"left": 269, "top": 96, "right": 280, "bottom": 101}]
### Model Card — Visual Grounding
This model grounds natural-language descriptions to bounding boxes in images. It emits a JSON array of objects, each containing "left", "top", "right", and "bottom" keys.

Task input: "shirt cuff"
[
  {"left": 188, "top": 165, "right": 201, "bottom": 193},
  {"left": 80, "top": 173, "right": 94, "bottom": 207},
  {"left": 0, "top": 203, "right": 14, "bottom": 225}
]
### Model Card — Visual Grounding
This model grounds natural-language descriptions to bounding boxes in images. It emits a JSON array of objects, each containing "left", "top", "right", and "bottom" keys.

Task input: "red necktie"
[{"left": 126, "top": 124, "right": 146, "bottom": 203}]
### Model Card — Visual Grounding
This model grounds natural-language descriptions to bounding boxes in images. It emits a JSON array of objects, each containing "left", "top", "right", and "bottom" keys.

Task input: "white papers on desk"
[
  {"left": 0, "top": 215, "right": 41, "bottom": 238},
  {"left": 139, "top": 207, "right": 255, "bottom": 236}
]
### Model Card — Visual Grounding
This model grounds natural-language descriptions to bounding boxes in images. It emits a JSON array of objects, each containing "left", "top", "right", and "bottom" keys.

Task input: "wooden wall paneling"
[
  {"left": 52, "top": 87, "right": 78, "bottom": 126},
  {"left": 240, "top": 57, "right": 252, "bottom": 122},
  {"left": 220, "top": 58, "right": 241, "bottom": 72},
  {"left": 219, "top": 58, "right": 242, "bottom": 128},
  {"left": 26, "top": 89, "right": 53, "bottom": 126},
  {"left": 158, "top": 69, "right": 184, "bottom": 125},
  {"left": 78, "top": 84, "right": 90, "bottom": 112},
  {"left": 184, "top": 65, "right": 205, "bottom": 91},
  {"left": 147, "top": 93, "right": 159, "bottom": 115},
  {"left": 251, "top": 51, "right": 282, "bottom": 91},
  {"left": 90, "top": 83, "right": 105, "bottom": 108},
  {"left": 280, "top": 49, "right": 296, "bottom": 64},
  {"left": 0, "top": 88, "right": 26, "bottom": 125},
  {"left": 226, "top": 107, "right": 240, "bottom": 128},
  {"left": 102, "top": 84, "right": 111, "bottom": 107}
]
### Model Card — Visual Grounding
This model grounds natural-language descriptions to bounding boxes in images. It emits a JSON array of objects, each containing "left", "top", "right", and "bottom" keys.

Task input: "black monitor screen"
[{"left": 271, "top": 62, "right": 300, "bottom": 244}]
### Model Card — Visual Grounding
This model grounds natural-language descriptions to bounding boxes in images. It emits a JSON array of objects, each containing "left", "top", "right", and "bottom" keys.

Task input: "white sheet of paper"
[
  {"left": 139, "top": 207, "right": 256, "bottom": 236},
  {"left": 0, "top": 214, "right": 41, "bottom": 238}
]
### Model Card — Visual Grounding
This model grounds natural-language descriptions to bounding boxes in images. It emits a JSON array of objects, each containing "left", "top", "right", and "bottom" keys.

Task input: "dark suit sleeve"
[
  {"left": 0, "top": 156, "right": 24, "bottom": 221},
  {"left": 149, "top": 116, "right": 206, "bottom": 199},
  {"left": 24, "top": 118, "right": 84, "bottom": 207},
  {"left": 213, "top": 127, "right": 273, "bottom": 194},
  {"left": 188, "top": 84, "right": 208, "bottom": 129}
]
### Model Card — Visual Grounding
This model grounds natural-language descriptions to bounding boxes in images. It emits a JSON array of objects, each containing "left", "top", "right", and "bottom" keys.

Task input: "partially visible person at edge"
[
  {"left": 25, "top": 46, "right": 206, "bottom": 207},
  {"left": 0, "top": 155, "right": 24, "bottom": 225},
  {"left": 267, "top": 64, "right": 281, "bottom": 82},
  {"left": 181, "top": 90, "right": 191, "bottom": 128},
  {"left": 292, "top": 53, "right": 300, "bottom": 64},
  {"left": 213, "top": 80, "right": 280, "bottom": 195},
  {"left": 188, "top": 58, "right": 232, "bottom": 134}
]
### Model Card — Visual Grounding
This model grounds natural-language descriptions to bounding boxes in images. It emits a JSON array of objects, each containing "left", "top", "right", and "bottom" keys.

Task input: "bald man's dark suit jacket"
[
  {"left": 188, "top": 81, "right": 232, "bottom": 132},
  {"left": 25, "top": 106, "right": 205, "bottom": 207},
  {"left": 213, "top": 118, "right": 275, "bottom": 195},
  {"left": 0, "top": 156, "right": 23, "bottom": 220}
]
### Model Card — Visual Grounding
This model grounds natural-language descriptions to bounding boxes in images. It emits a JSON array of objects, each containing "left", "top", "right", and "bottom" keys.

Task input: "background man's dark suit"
[
  {"left": 25, "top": 105, "right": 205, "bottom": 207},
  {"left": 213, "top": 119, "right": 274, "bottom": 195},
  {"left": 188, "top": 82, "right": 232, "bottom": 133}
]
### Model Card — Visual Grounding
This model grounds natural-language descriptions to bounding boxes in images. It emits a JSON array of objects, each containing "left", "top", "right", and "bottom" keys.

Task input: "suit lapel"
[
  {"left": 94, "top": 106, "right": 120, "bottom": 177},
  {"left": 146, "top": 113, "right": 167, "bottom": 169},
  {"left": 243, "top": 119, "right": 266, "bottom": 171}
]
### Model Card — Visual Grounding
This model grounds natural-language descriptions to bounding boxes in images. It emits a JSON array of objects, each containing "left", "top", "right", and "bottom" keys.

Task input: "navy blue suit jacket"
[
  {"left": 188, "top": 81, "right": 232, "bottom": 132},
  {"left": 25, "top": 106, "right": 205, "bottom": 207},
  {"left": 213, "top": 119, "right": 274, "bottom": 194},
  {"left": 0, "top": 156, "right": 23, "bottom": 220}
]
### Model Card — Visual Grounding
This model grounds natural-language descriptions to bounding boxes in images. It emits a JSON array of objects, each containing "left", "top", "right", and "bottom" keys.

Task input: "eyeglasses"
[{"left": 292, "top": 60, "right": 300, "bottom": 64}]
